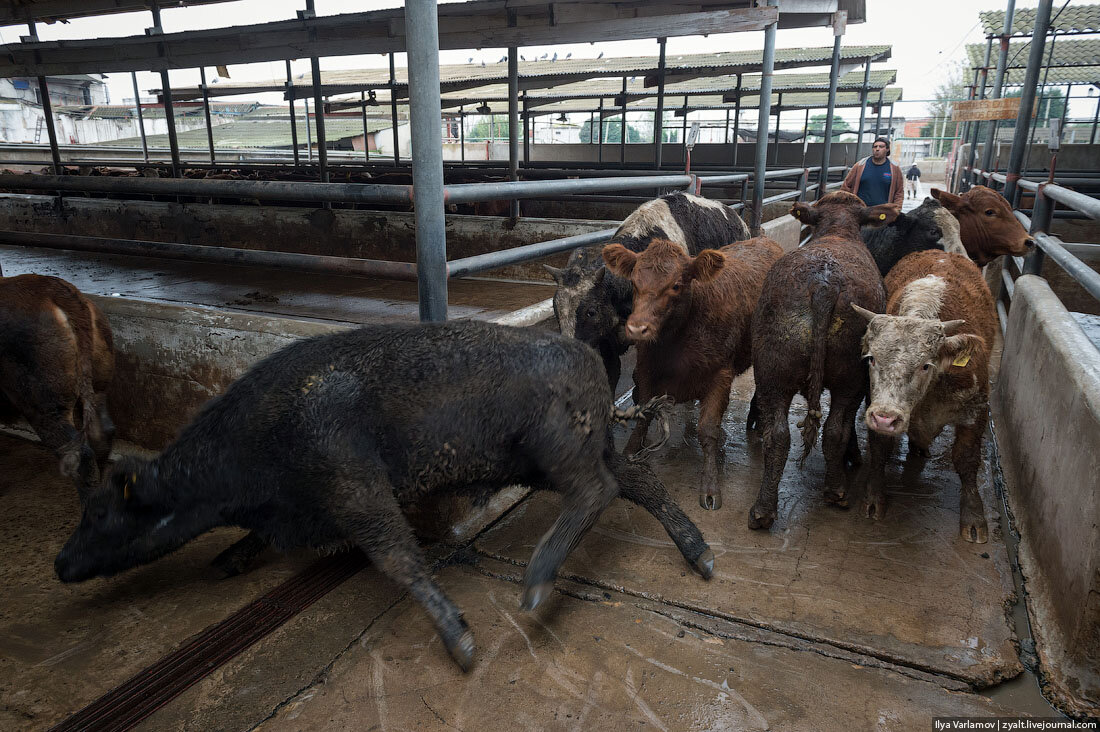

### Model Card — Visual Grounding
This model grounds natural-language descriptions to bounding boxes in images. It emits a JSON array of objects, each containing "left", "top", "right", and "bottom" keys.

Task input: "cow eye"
[
  {"left": 862, "top": 354, "right": 874, "bottom": 366},
  {"left": 586, "top": 308, "right": 597, "bottom": 318},
  {"left": 985, "top": 209, "right": 996, "bottom": 217},
  {"left": 670, "top": 283, "right": 682, "bottom": 294},
  {"left": 922, "top": 362, "right": 932, "bottom": 371}
]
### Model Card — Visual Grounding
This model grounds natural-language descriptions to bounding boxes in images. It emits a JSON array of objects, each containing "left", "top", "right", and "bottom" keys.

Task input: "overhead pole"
[
  {"left": 980, "top": 0, "right": 1017, "bottom": 180},
  {"left": 597, "top": 98, "right": 604, "bottom": 163},
  {"left": 1004, "top": 0, "right": 1053, "bottom": 204},
  {"left": 1091, "top": 93, "right": 1100, "bottom": 144},
  {"left": 23, "top": 22, "right": 61, "bottom": 175},
  {"left": 390, "top": 53, "right": 401, "bottom": 166},
  {"left": 874, "top": 87, "right": 884, "bottom": 139},
  {"left": 620, "top": 77, "right": 628, "bottom": 164},
  {"left": 286, "top": 60, "right": 300, "bottom": 166},
  {"left": 199, "top": 66, "right": 216, "bottom": 164},
  {"left": 654, "top": 37, "right": 667, "bottom": 168},
  {"left": 360, "top": 91, "right": 370, "bottom": 161},
  {"left": 855, "top": 57, "right": 872, "bottom": 159},
  {"left": 732, "top": 73, "right": 742, "bottom": 167},
  {"left": 750, "top": 0, "right": 778, "bottom": 235},
  {"left": 508, "top": 31, "right": 520, "bottom": 219},
  {"left": 406, "top": 0, "right": 449, "bottom": 321},
  {"left": 771, "top": 93, "right": 782, "bottom": 165},
  {"left": 965, "top": 38, "right": 993, "bottom": 187},
  {"left": 304, "top": 96, "right": 313, "bottom": 161},
  {"left": 130, "top": 72, "right": 149, "bottom": 163},
  {"left": 818, "top": 14, "right": 845, "bottom": 198},
  {"left": 303, "top": 1, "right": 328, "bottom": 183}
]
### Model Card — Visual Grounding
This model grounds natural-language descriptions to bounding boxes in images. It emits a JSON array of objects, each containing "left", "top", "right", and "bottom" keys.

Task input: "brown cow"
[
  {"left": 747, "top": 192, "right": 898, "bottom": 530},
  {"left": 852, "top": 250, "right": 995, "bottom": 543},
  {"left": 0, "top": 274, "right": 115, "bottom": 498},
  {"left": 930, "top": 186, "right": 1034, "bottom": 266},
  {"left": 603, "top": 236, "right": 783, "bottom": 510}
]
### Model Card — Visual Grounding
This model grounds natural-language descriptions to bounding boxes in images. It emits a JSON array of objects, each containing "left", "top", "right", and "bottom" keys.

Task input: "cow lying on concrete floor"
[
  {"left": 930, "top": 186, "right": 1034, "bottom": 266},
  {"left": 54, "top": 321, "right": 713, "bottom": 671},
  {"left": 604, "top": 236, "right": 783, "bottom": 510},
  {"left": 748, "top": 192, "right": 897, "bottom": 530},
  {"left": 547, "top": 191, "right": 749, "bottom": 388},
  {"left": 853, "top": 250, "right": 996, "bottom": 543},
  {"left": 0, "top": 274, "right": 115, "bottom": 498}
]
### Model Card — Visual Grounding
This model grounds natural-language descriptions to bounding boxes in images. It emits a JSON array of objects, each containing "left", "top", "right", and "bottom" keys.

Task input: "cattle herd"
[{"left": 0, "top": 184, "right": 1033, "bottom": 670}]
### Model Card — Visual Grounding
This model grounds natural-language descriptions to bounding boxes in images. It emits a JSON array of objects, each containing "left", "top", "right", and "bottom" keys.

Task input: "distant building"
[{"left": 0, "top": 75, "right": 110, "bottom": 143}]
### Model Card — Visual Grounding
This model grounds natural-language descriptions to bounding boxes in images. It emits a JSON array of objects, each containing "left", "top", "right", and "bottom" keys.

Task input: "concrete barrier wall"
[
  {"left": 761, "top": 214, "right": 801, "bottom": 253},
  {"left": 994, "top": 275, "right": 1100, "bottom": 717}
]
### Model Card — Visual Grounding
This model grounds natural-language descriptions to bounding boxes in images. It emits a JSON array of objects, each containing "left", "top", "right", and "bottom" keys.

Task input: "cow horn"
[
  {"left": 850, "top": 303, "right": 878, "bottom": 322},
  {"left": 542, "top": 264, "right": 564, "bottom": 284},
  {"left": 941, "top": 319, "right": 967, "bottom": 334}
]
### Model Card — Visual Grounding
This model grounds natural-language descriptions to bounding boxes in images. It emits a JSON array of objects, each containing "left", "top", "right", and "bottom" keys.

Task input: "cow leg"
[
  {"left": 861, "top": 430, "right": 895, "bottom": 520},
  {"left": 623, "top": 381, "right": 654, "bottom": 456},
  {"left": 748, "top": 389, "right": 795, "bottom": 530},
  {"left": 902, "top": 420, "right": 938, "bottom": 486},
  {"left": 821, "top": 393, "right": 861, "bottom": 507},
  {"left": 211, "top": 530, "right": 270, "bottom": 576},
  {"left": 746, "top": 393, "right": 760, "bottom": 432},
  {"left": 339, "top": 475, "right": 475, "bottom": 671},
  {"left": 698, "top": 369, "right": 733, "bottom": 510},
  {"left": 522, "top": 462, "right": 617, "bottom": 612},
  {"left": 86, "top": 391, "right": 115, "bottom": 475},
  {"left": 605, "top": 452, "right": 713, "bottom": 578},
  {"left": 598, "top": 340, "right": 622, "bottom": 392},
  {"left": 952, "top": 422, "right": 988, "bottom": 544}
]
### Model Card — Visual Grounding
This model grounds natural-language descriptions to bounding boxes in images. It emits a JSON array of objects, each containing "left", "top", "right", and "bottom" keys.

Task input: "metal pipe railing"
[{"left": 447, "top": 228, "right": 618, "bottom": 279}]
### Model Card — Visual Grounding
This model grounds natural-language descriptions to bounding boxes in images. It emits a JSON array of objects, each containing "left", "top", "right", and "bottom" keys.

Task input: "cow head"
[
  {"left": 55, "top": 457, "right": 196, "bottom": 583},
  {"left": 930, "top": 186, "right": 1035, "bottom": 266},
  {"left": 792, "top": 191, "right": 900, "bottom": 238},
  {"left": 545, "top": 261, "right": 603, "bottom": 338},
  {"left": 572, "top": 267, "right": 632, "bottom": 351},
  {"left": 603, "top": 239, "right": 724, "bottom": 343},
  {"left": 852, "top": 304, "right": 984, "bottom": 436}
]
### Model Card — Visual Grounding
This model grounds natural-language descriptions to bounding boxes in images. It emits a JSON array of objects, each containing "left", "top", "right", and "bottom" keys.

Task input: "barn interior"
[{"left": 1, "top": 0, "right": 1099, "bottom": 729}]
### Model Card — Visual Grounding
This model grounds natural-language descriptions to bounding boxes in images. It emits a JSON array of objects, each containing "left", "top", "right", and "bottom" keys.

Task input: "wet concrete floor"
[
  {"left": 0, "top": 245, "right": 553, "bottom": 325},
  {"left": 0, "top": 364, "right": 1055, "bottom": 731}
]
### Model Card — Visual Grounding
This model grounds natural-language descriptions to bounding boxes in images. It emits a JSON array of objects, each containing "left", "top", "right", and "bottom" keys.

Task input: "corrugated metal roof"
[
  {"left": 98, "top": 117, "right": 393, "bottom": 150},
  {"left": 55, "top": 102, "right": 259, "bottom": 120},
  {"left": 967, "top": 38, "right": 1100, "bottom": 69},
  {"left": 999, "top": 65, "right": 1100, "bottom": 86},
  {"left": 164, "top": 45, "right": 892, "bottom": 100},
  {"left": 528, "top": 88, "right": 903, "bottom": 115},
  {"left": 980, "top": 5, "right": 1100, "bottom": 36}
]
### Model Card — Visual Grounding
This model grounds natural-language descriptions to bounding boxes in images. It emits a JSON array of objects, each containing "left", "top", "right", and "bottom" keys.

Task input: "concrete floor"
[
  {"left": 0, "top": 365, "right": 1052, "bottom": 731},
  {"left": 0, "top": 245, "right": 554, "bottom": 325}
]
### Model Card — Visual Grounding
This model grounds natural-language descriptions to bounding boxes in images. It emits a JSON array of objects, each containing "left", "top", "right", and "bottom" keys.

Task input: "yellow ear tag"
[
  {"left": 879, "top": 213, "right": 886, "bottom": 220},
  {"left": 952, "top": 353, "right": 970, "bottom": 367},
  {"left": 794, "top": 209, "right": 800, "bottom": 218},
  {"left": 124, "top": 483, "right": 132, "bottom": 500}
]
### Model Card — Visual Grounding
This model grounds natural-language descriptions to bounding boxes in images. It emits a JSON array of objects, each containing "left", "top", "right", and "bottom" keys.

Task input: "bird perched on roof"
[
  {"left": 468, "top": 57, "right": 474, "bottom": 63},
  {"left": 520, "top": 55, "right": 526, "bottom": 61},
  {"left": 498, "top": 55, "right": 507, "bottom": 63},
  {"left": 565, "top": 52, "right": 572, "bottom": 59},
  {"left": 480, "top": 60, "right": 486, "bottom": 67},
  {"left": 597, "top": 52, "right": 604, "bottom": 59},
  {"left": 540, "top": 53, "right": 548, "bottom": 60},
  {"left": 552, "top": 52, "right": 558, "bottom": 61}
]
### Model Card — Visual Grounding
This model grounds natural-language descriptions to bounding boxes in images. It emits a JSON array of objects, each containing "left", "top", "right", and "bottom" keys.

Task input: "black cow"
[
  {"left": 547, "top": 191, "right": 749, "bottom": 388},
  {"left": 55, "top": 321, "right": 713, "bottom": 671},
  {"left": 861, "top": 198, "right": 946, "bottom": 277}
]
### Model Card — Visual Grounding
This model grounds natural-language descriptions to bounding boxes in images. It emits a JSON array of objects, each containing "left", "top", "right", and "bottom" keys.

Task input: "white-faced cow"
[{"left": 853, "top": 250, "right": 996, "bottom": 543}]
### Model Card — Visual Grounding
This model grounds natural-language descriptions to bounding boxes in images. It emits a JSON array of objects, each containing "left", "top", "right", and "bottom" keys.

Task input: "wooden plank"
[{"left": 953, "top": 97, "right": 1030, "bottom": 121}]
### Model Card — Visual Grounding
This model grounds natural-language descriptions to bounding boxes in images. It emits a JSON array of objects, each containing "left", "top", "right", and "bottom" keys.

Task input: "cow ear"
[
  {"left": 861, "top": 204, "right": 900, "bottom": 227},
  {"left": 602, "top": 244, "right": 638, "bottom": 278},
  {"left": 542, "top": 264, "right": 564, "bottom": 285},
  {"left": 593, "top": 267, "right": 607, "bottom": 286},
  {"left": 850, "top": 303, "right": 879, "bottom": 322},
  {"left": 938, "top": 333, "right": 984, "bottom": 370},
  {"left": 689, "top": 249, "right": 726, "bottom": 284},
  {"left": 931, "top": 188, "right": 964, "bottom": 212},
  {"left": 790, "top": 202, "right": 819, "bottom": 225}
]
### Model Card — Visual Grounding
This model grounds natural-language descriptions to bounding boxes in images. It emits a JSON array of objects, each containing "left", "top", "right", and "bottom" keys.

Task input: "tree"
[
  {"left": 467, "top": 116, "right": 508, "bottom": 141},
  {"left": 579, "top": 118, "right": 644, "bottom": 143},
  {"left": 1000, "top": 87, "right": 1066, "bottom": 128},
  {"left": 806, "top": 113, "right": 852, "bottom": 142},
  {"left": 920, "top": 62, "right": 968, "bottom": 157}
]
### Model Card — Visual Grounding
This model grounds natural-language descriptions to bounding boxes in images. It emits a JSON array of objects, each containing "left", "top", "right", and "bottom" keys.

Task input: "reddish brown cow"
[
  {"left": 931, "top": 186, "right": 1034, "bottom": 266},
  {"left": 853, "top": 250, "right": 995, "bottom": 543},
  {"left": 603, "top": 236, "right": 783, "bottom": 510},
  {"left": 747, "top": 192, "right": 898, "bottom": 530},
  {"left": 0, "top": 275, "right": 115, "bottom": 498}
]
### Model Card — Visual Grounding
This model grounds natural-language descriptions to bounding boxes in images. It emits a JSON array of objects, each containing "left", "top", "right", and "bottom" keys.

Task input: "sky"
[{"left": 0, "top": 0, "right": 1080, "bottom": 125}]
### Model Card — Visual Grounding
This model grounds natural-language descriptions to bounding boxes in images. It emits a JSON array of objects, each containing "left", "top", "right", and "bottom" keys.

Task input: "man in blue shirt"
[{"left": 841, "top": 137, "right": 904, "bottom": 207}]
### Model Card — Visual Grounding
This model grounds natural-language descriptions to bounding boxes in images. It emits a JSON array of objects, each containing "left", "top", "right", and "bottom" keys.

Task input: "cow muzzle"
[
  {"left": 625, "top": 320, "right": 654, "bottom": 341},
  {"left": 866, "top": 408, "right": 906, "bottom": 436}
]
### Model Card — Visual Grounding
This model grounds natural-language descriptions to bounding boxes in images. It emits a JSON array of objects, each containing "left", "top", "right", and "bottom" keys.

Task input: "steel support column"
[
  {"left": 286, "top": 61, "right": 300, "bottom": 166},
  {"left": 1004, "top": 0, "right": 1053, "bottom": 204},
  {"left": 771, "top": 94, "right": 782, "bottom": 165},
  {"left": 508, "top": 45, "right": 520, "bottom": 218},
  {"left": 597, "top": 99, "right": 604, "bottom": 163},
  {"left": 874, "top": 88, "right": 884, "bottom": 139},
  {"left": 405, "top": 0, "right": 448, "bottom": 321},
  {"left": 199, "top": 66, "right": 216, "bottom": 164},
  {"left": 980, "top": 0, "right": 1017, "bottom": 178},
  {"left": 802, "top": 107, "right": 810, "bottom": 167},
  {"left": 130, "top": 72, "right": 149, "bottom": 163},
  {"left": 818, "top": 33, "right": 843, "bottom": 197},
  {"left": 1091, "top": 94, "right": 1100, "bottom": 144},
  {"left": 390, "top": 53, "right": 400, "bottom": 165},
  {"left": 654, "top": 37, "right": 667, "bottom": 168},
  {"left": 751, "top": 0, "right": 778, "bottom": 235},
  {"left": 360, "top": 91, "right": 370, "bottom": 161},
  {"left": 523, "top": 95, "right": 530, "bottom": 164},
  {"left": 460, "top": 105, "right": 465, "bottom": 162},
  {"left": 25, "top": 22, "right": 61, "bottom": 174},
  {"left": 309, "top": 57, "right": 328, "bottom": 182},
  {"left": 966, "top": 39, "right": 993, "bottom": 188},
  {"left": 304, "top": 97, "right": 313, "bottom": 161},
  {"left": 732, "top": 74, "right": 742, "bottom": 167},
  {"left": 855, "top": 58, "right": 871, "bottom": 159},
  {"left": 620, "top": 77, "right": 628, "bottom": 164},
  {"left": 150, "top": 3, "right": 180, "bottom": 176}
]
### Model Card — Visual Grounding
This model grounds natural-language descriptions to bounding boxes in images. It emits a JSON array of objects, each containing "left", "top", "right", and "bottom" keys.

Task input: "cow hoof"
[
  {"left": 862, "top": 497, "right": 886, "bottom": 520},
  {"left": 824, "top": 488, "right": 849, "bottom": 508},
  {"left": 699, "top": 490, "right": 723, "bottom": 511},
  {"left": 960, "top": 521, "right": 989, "bottom": 544},
  {"left": 520, "top": 581, "right": 554, "bottom": 612},
  {"left": 693, "top": 549, "right": 715, "bottom": 579},
  {"left": 447, "top": 630, "right": 476, "bottom": 672},
  {"left": 747, "top": 506, "right": 775, "bottom": 530}
]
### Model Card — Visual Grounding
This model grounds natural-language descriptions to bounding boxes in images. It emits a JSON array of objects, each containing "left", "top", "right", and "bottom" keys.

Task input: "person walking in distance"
[
  {"left": 906, "top": 162, "right": 922, "bottom": 200},
  {"left": 841, "top": 137, "right": 904, "bottom": 208}
]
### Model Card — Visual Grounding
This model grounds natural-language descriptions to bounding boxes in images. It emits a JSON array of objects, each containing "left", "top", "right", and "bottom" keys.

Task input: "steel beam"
[
  {"left": 751, "top": 0, "right": 778, "bottom": 235},
  {"left": 199, "top": 66, "right": 216, "bottom": 164},
  {"left": 509, "top": 44, "right": 520, "bottom": 219},
  {"left": 980, "top": 0, "right": 1016, "bottom": 179},
  {"left": 286, "top": 61, "right": 300, "bottom": 166},
  {"left": 818, "top": 33, "right": 843, "bottom": 197},
  {"left": 130, "top": 72, "right": 149, "bottom": 163},
  {"left": 1004, "top": 0, "right": 1052, "bottom": 203},
  {"left": 390, "top": 53, "right": 400, "bottom": 166},
  {"left": 654, "top": 37, "right": 667, "bottom": 168},
  {"left": 855, "top": 57, "right": 871, "bottom": 159}
]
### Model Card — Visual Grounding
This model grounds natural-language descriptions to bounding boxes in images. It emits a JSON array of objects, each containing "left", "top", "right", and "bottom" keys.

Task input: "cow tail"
[{"left": 798, "top": 273, "right": 839, "bottom": 467}]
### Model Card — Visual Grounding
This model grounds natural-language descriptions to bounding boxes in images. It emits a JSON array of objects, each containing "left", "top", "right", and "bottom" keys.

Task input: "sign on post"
[
  {"left": 686, "top": 121, "right": 701, "bottom": 150},
  {"left": 952, "top": 97, "right": 1031, "bottom": 122}
]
